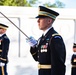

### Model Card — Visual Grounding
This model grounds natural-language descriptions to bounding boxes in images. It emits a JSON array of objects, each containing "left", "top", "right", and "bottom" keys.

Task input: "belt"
[
  {"left": 38, "top": 64, "right": 51, "bottom": 69},
  {"left": 72, "top": 65, "right": 76, "bottom": 67}
]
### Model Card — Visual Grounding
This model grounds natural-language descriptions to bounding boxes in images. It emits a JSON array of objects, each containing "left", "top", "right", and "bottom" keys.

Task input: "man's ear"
[{"left": 48, "top": 18, "right": 53, "bottom": 24}]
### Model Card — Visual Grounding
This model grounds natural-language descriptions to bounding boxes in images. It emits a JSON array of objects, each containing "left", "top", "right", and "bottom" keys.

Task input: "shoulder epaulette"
[
  {"left": 52, "top": 33, "right": 61, "bottom": 39},
  {"left": 49, "top": 33, "right": 61, "bottom": 45},
  {"left": 52, "top": 33, "right": 60, "bottom": 36}
]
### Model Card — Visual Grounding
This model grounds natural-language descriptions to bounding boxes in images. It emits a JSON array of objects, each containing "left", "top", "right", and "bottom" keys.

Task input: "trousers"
[{"left": 0, "top": 64, "right": 8, "bottom": 75}]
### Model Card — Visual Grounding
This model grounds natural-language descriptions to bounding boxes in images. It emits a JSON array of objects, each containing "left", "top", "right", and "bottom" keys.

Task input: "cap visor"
[{"left": 36, "top": 15, "right": 49, "bottom": 18}]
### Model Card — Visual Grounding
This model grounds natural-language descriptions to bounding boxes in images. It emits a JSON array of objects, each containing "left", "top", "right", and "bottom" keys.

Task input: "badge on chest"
[{"left": 40, "top": 43, "right": 48, "bottom": 53}]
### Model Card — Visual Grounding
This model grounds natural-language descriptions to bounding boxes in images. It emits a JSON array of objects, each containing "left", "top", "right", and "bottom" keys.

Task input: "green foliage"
[
  {"left": 25, "top": 0, "right": 39, "bottom": 6},
  {"left": 0, "top": 0, "right": 33, "bottom": 6},
  {"left": 0, "top": 0, "right": 39, "bottom": 6},
  {"left": 0, "top": 0, "right": 65, "bottom": 8},
  {"left": 0, "top": 0, "right": 5, "bottom": 5},
  {"left": 43, "top": 1, "right": 65, "bottom": 8}
]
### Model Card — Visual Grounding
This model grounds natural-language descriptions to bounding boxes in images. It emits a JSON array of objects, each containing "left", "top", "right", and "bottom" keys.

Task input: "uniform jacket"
[
  {"left": 0, "top": 34, "right": 10, "bottom": 63},
  {"left": 30, "top": 27, "right": 66, "bottom": 75},
  {"left": 71, "top": 54, "right": 76, "bottom": 75}
]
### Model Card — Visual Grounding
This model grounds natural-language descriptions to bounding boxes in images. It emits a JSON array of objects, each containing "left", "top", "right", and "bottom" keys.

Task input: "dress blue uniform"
[
  {"left": 30, "top": 6, "right": 66, "bottom": 75},
  {"left": 30, "top": 27, "right": 66, "bottom": 75},
  {"left": 71, "top": 43, "right": 76, "bottom": 75},
  {"left": 0, "top": 23, "right": 10, "bottom": 75}
]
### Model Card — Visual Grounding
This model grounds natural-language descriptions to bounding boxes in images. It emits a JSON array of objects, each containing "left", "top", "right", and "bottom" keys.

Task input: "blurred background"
[{"left": 0, "top": 0, "right": 76, "bottom": 75}]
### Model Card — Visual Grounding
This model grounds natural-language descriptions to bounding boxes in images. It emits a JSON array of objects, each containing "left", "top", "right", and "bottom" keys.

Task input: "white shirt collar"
[
  {"left": 0, "top": 33, "right": 5, "bottom": 37},
  {"left": 43, "top": 26, "right": 52, "bottom": 36}
]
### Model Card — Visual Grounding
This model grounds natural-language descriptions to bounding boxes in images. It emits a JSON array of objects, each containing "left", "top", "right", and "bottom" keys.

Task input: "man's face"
[
  {"left": 73, "top": 48, "right": 76, "bottom": 52},
  {"left": 37, "top": 17, "right": 53, "bottom": 31},
  {"left": 0, "top": 28, "right": 6, "bottom": 34}
]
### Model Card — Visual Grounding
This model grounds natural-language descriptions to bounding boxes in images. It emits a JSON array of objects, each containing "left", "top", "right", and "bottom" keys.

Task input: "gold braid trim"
[
  {"left": 52, "top": 33, "right": 60, "bottom": 36},
  {"left": 0, "top": 58, "right": 6, "bottom": 61},
  {"left": 72, "top": 65, "right": 76, "bottom": 67},
  {"left": 38, "top": 64, "right": 51, "bottom": 69},
  {"left": 0, "top": 50, "right": 2, "bottom": 52},
  {"left": 32, "top": 52, "right": 37, "bottom": 56},
  {"left": 1, "top": 66, "right": 5, "bottom": 75}
]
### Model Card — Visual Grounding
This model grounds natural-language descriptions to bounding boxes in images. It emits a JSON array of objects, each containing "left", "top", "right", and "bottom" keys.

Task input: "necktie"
[{"left": 39, "top": 34, "right": 45, "bottom": 43}]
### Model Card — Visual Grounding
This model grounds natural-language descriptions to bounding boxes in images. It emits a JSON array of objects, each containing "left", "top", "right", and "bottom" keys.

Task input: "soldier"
[
  {"left": 71, "top": 43, "right": 76, "bottom": 75},
  {"left": 0, "top": 23, "right": 10, "bottom": 75},
  {"left": 26, "top": 6, "right": 66, "bottom": 75}
]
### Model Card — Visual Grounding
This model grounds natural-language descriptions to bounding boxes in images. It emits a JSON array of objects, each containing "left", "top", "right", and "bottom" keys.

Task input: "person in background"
[
  {"left": 26, "top": 6, "right": 66, "bottom": 75},
  {"left": 0, "top": 23, "right": 10, "bottom": 75},
  {"left": 71, "top": 43, "right": 76, "bottom": 75}
]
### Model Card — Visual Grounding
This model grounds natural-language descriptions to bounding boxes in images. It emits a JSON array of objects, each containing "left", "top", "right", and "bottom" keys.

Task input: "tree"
[
  {"left": 0, "top": 0, "right": 65, "bottom": 8},
  {"left": 0, "top": 0, "right": 39, "bottom": 6},
  {"left": 43, "top": 1, "right": 65, "bottom": 8}
]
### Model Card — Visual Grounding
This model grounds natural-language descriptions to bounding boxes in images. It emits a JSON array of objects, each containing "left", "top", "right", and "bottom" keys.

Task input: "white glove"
[
  {"left": 0, "top": 62, "right": 5, "bottom": 66},
  {"left": 26, "top": 36, "right": 37, "bottom": 47}
]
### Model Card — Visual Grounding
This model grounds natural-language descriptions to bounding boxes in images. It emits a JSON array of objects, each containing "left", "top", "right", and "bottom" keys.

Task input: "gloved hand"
[
  {"left": 0, "top": 62, "right": 5, "bottom": 66},
  {"left": 26, "top": 36, "right": 37, "bottom": 47}
]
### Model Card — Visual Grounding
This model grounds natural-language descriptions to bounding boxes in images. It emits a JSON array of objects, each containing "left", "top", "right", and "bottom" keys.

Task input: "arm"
[
  {"left": 26, "top": 36, "right": 38, "bottom": 61},
  {"left": 1, "top": 38, "right": 10, "bottom": 63},
  {"left": 30, "top": 46, "right": 38, "bottom": 61},
  {"left": 51, "top": 35, "right": 66, "bottom": 75}
]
